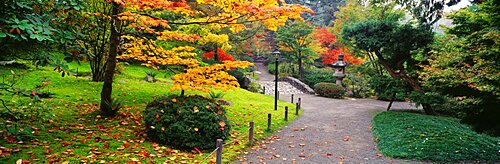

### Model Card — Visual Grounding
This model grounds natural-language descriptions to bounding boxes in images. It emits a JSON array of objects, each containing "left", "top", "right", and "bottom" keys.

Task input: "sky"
[{"left": 444, "top": 0, "right": 472, "bottom": 12}]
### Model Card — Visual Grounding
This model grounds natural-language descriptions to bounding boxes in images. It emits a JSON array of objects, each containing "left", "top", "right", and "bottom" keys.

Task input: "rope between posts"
[
  {"left": 200, "top": 147, "right": 219, "bottom": 164},
  {"left": 199, "top": 140, "right": 234, "bottom": 164},
  {"left": 222, "top": 141, "right": 234, "bottom": 147}
]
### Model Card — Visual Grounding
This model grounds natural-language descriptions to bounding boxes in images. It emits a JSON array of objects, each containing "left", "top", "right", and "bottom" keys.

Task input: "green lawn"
[
  {"left": 373, "top": 111, "right": 500, "bottom": 162},
  {"left": 0, "top": 62, "right": 301, "bottom": 163}
]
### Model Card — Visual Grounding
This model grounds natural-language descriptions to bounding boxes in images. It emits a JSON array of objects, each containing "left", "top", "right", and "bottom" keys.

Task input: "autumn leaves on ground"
[{"left": 0, "top": 64, "right": 299, "bottom": 163}]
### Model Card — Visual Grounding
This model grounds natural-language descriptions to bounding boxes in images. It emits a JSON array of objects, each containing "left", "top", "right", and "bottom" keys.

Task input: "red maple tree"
[
  {"left": 202, "top": 48, "right": 235, "bottom": 61},
  {"left": 312, "top": 27, "right": 363, "bottom": 65}
]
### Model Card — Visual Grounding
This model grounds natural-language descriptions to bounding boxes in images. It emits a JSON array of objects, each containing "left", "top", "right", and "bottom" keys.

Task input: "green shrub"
[
  {"left": 303, "top": 69, "right": 336, "bottom": 88},
  {"left": 344, "top": 74, "right": 370, "bottom": 98},
  {"left": 314, "top": 82, "right": 346, "bottom": 99},
  {"left": 267, "top": 63, "right": 276, "bottom": 75},
  {"left": 247, "top": 82, "right": 262, "bottom": 93},
  {"left": 370, "top": 75, "right": 410, "bottom": 101},
  {"left": 143, "top": 95, "right": 231, "bottom": 150}
]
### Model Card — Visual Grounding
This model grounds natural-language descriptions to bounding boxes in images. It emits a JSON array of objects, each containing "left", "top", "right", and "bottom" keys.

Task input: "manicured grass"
[
  {"left": 0, "top": 62, "right": 300, "bottom": 163},
  {"left": 372, "top": 111, "right": 500, "bottom": 162}
]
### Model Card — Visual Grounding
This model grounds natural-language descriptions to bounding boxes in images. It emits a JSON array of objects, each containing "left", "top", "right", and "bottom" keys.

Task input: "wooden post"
[
  {"left": 249, "top": 121, "right": 254, "bottom": 145},
  {"left": 267, "top": 114, "right": 272, "bottom": 131},
  {"left": 298, "top": 98, "right": 302, "bottom": 109},
  {"left": 216, "top": 139, "right": 223, "bottom": 164},
  {"left": 295, "top": 103, "right": 299, "bottom": 115},
  {"left": 291, "top": 94, "right": 294, "bottom": 103},
  {"left": 285, "top": 106, "right": 288, "bottom": 121},
  {"left": 263, "top": 86, "right": 266, "bottom": 94}
]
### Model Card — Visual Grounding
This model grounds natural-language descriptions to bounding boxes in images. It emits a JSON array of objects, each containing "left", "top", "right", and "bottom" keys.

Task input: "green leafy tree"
[
  {"left": 420, "top": 0, "right": 500, "bottom": 135},
  {"left": 342, "top": 20, "right": 435, "bottom": 114},
  {"left": 0, "top": 0, "right": 84, "bottom": 78},
  {"left": 0, "top": 0, "right": 82, "bottom": 64},
  {"left": 275, "top": 21, "right": 315, "bottom": 80},
  {"left": 286, "top": 0, "right": 346, "bottom": 26}
]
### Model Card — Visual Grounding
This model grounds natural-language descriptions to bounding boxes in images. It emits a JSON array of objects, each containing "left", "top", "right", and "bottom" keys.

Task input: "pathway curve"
[{"left": 237, "top": 63, "right": 422, "bottom": 163}]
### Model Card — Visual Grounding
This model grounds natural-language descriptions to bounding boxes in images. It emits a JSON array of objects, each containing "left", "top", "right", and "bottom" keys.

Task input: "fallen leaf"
[
  {"left": 44, "top": 149, "right": 53, "bottom": 155},
  {"left": 343, "top": 136, "right": 350, "bottom": 141},
  {"left": 219, "top": 120, "right": 226, "bottom": 127}
]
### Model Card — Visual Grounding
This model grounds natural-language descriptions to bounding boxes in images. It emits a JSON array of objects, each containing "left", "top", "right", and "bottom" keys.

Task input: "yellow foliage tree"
[{"left": 99, "top": 0, "right": 311, "bottom": 115}]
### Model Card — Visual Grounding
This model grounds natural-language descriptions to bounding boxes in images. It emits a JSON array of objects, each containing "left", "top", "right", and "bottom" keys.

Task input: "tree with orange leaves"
[
  {"left": 311, "top": 27, "right": 362, "bottom": 66},
  {"left": 99, "top": 0, "right": 312, "bottom": 116}
]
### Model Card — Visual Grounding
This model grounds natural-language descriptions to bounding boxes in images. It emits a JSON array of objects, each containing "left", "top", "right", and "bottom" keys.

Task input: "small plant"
[
  {"left": 344, "top": 74, "right": 370, "bottom": 98},
  {"left": 208, "top": 91, "right": 226, "bottom": 100},
  {"left": 115, "top": 62, "right": 127, "bottom": 74},
  {"left": 247, "top": 82, "right": 262, "bottom": 93},
  {"left": 145, "top": 70, "right": 158, "bottom": 82},
  {"left": 102, "top": 97, "right": 123, "bottom": 116},
  {"left": 0, "top": 123, "right": 33, "bottom": 142},
  {"left": 144, "top": 95, "right": 231, "bottom": 150},
  {"left": 314, "top": 82, "right": 346, "bottom": 99}
]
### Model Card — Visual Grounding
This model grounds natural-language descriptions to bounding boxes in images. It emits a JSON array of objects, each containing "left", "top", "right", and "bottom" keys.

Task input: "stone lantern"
[{"left": 330, "top": 53, "right": 347, "bottom": 85}]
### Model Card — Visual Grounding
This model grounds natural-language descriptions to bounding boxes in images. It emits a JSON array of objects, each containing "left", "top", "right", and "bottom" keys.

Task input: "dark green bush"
[
  {"left": 344, "top": 74, "right": 370, "bottom": 98},
  {"left": 227, "top": 69, "right": 248, "bottom": 88},
  {"left": 314, "top": 82, "right": 346, "bottom": 99},
  {"left": 370, "top": 75, "right": 410, "bottom": 101},
  {"left": 143, "top": 95, "right": 231, "bottom": 150},
  {"left": 303, "top": 69, "right": 336, "bottom": 88}
]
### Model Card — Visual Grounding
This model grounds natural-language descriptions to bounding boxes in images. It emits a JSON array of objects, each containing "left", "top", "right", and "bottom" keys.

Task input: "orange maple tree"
[{"left": 97, "top": 0, "right": 312, "bottom": 115}]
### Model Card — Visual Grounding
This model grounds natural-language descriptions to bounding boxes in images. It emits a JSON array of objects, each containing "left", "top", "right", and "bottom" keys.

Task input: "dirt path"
[{"left": 237, "top": 63, "right": 422, "bottom": 163}]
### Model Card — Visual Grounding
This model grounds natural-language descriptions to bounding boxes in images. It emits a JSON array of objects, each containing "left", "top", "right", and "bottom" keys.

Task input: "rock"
[
  {"left": 278, "top": 77, "right": 315, "bottom": 94},
  {"left": 260, "top": 81, "right": 304, "bottom": 95},
  {"left": 145, "top": 75, "right": 155, "bottom": 82},
  {"left": 240, "top": 77, "right": 252, "bottom": 89},
  {"left": 216, "top": 99, "right": 233, "bottom": 106}
]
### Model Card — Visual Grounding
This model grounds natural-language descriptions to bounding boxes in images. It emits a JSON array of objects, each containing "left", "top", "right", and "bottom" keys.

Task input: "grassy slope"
[
  {"left": 373, "top": 111, "right": 500, "bottom": 162},
  {"left": 0, "top": 63, "right": 300, "bottom": 163}
]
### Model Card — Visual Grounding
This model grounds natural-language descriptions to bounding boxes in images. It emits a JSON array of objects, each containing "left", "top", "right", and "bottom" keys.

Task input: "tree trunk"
[
  {"left": 214, "top": 47, "right": 219, "bottom": 61},
  {"left": 387, "top": 92, "right": 396, "bottom": 111},
  {"left": 298, "top": 51, "right": 304, "bottom": 80},
  {"left": 374, "top": 51, "right": 436, "bottom": 115},
  {"left": 100, "top": 2, "right": 121, "bottom": 117}
]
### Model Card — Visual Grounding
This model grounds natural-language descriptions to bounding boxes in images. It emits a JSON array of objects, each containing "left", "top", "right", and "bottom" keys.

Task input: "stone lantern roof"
[{"left": 330, "top": 53, "right": 348, "bottom": 68}]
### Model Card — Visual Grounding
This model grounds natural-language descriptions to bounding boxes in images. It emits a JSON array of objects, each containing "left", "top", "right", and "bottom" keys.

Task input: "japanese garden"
[{"left": 0, "top": 0, "right": 499, "bottom": 163}]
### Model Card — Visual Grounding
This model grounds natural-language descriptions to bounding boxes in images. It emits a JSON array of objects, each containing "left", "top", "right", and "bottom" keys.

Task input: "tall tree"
[
  {"left": 75, "top": 0, "right": 113, "bottom": 82},
  {"left": 342, "top": 20, "right": 435, "bottom": 114},
  {"left": 275, "top": 21, "right": 314, "bottom": 80},
  {"left": 420, "top": 0, "right": 500, "bottom": 134},
  {"left": 99, "top": 0, "right": 312, "bottom": 116}
]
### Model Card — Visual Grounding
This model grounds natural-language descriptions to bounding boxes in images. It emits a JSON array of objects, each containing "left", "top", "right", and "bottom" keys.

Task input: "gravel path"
[{"left": 236, "top": 63, "right": 423, "bottom": 163}]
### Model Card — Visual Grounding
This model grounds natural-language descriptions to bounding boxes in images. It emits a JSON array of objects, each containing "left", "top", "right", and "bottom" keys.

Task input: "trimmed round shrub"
[
  {"left": 314, "top": 82, "right": 346, "bottom": 99},
  {"left": 143, "top": 95, "right": 231, "bottom": 150}
]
